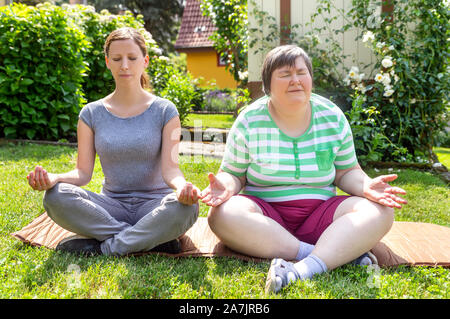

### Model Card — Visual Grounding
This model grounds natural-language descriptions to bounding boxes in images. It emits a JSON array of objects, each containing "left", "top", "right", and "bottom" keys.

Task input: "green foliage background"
[{"left": 0, "top": 3, "right": 193, "bottom": 141}]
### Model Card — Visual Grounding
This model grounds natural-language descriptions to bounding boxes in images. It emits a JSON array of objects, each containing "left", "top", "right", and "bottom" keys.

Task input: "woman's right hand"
[
  {"left": 27, "top": 166, "right": 58, "bottom": 191},
  {"left": 201, "top": 172, "right": 235, "bottom": 207}
]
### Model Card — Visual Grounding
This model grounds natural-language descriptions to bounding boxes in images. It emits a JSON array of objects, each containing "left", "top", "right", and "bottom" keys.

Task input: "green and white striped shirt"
[{"left": 220, "top": 94, "right": 358, "bottom": 202}]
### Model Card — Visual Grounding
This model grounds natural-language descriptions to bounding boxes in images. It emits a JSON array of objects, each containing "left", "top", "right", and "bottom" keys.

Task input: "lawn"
[
  {"left": 435, "top": 147, "right": 450, "bottom": 168},
  {"left": 0, "top": 142, "right": 448, "bottom": 299},
  {"left": 184, "top": 113, "right": 235, "bottom": 129}
]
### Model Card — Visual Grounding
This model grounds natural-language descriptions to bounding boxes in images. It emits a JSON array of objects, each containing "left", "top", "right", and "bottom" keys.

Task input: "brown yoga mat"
[{"left": 11, "top": 213, "right": 450, "bottom": 267}]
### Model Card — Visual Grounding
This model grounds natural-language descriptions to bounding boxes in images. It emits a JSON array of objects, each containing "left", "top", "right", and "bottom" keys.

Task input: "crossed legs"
[
  {"left": 44, "top": 183, "right": 199, "bottom": 256},
  {"left": 207, "top": 195, "right": 394, "bottom": 270}
]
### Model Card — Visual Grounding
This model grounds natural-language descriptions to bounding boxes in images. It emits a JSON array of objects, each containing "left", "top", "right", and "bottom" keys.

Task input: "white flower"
[
  {"left": 350, "top": 66, "right": 359, "bottom": 74},
  {"left": 349, "top": 70, "right": 358, "bottom": 79},
  {"left": 151, "top": 47, "right": 162, "bottom": 55},
  {"left": 376, "top": 41, "right": 386, "bottom": 49},
  {"left": 158, "top": 56, "right": 169, "bottom": 62},
  {"left": 381, "top": 57, "right": 393, "bottom": 68},
  {"left": 85, "top": 5, "right": 96, "bottom": 13},
  {"left": 238, "top": 70, "right": 248, "bottom": 81},
  {"left": 388, "top": 45, "right": 395, "bottom": 51},
  {"left": 410, "top": 98, "right": 416, "bottom": 104},
  {"left": 383, "top": 89, "right": 395, "bottom": 97},
  {"left": 382, "top": 74, "right": 391, "bottom": 86},
  {"left": 394, "top": 74, "right": 399, "bottom": 82},
  {"left": 344, "top": 76, "right": 351, "bottom": 86},
  {"left": 357, "top": 83, "right": 366, "bottom": 93},
  {"left": 362, "top": 31, "right": 375, "bottom": 43},
  {"left": 375, "top": 73, "right": 384, "bottom": 82},
  {"left": 389, "top": 98, "right": 394, "bottom": 103},
  {"left": 359, "top": 73, "right": 365, "bottom": 81}
]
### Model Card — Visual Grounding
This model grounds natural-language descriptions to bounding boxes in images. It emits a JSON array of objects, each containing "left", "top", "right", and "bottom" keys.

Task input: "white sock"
[
  {"left": 295, "top": 241, "right": 315, "bottom": 261},
  {"left": 293, "top": 254, "right": 328, "bottom": 280}
]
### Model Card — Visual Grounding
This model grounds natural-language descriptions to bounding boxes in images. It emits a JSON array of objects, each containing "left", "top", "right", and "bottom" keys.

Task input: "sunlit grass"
[{"left": 0, "top": 142, "right": 448, "bottom": 299}]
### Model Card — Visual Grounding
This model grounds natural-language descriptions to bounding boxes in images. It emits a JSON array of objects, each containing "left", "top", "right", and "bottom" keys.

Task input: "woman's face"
[
  {"left": 269, "top": 56, "right": 312, "bottom": 107},
  {"left": 105, "top": 39, "right": 149, "bottom": 86}
]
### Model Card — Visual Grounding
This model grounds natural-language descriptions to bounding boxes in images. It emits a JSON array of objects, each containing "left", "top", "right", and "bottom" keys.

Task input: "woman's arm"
[
  {"left": 334, "top": 164, "right": 407, "bottom": 209},
  {"left": 161, "top": 116, "right": 200, "bottom": 205},
  {"left": 27, "top": 119, "right": 96, "bottom": 190}
]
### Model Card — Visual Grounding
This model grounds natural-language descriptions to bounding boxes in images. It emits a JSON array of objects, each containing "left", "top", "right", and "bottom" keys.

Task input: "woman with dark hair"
[
  {"left": 26, "top": 27, "right": 200, "bottom": 256},
  {"left": 201, "top": 45, "right": 407, "bottom": 294}
]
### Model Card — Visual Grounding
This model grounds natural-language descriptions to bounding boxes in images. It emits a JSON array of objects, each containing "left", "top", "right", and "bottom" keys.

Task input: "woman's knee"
[
  {"left": 374, "top": 202, "right": 395, "bottom": 231},
  {"left": 353, "top": 197, "right": 395, "bottom": 231},
  {"left": 43, "top": 183, "right": 86, "bottom": 216},
  {"left": 163, "top": 193, "right": 199, "bottom": 230},
  {"left": 43, "top": 183, "right": 66, "bottom": 210},
  {"left": 207, "top": 196, "right": 260, "bottom": 232},
  {"left": 207, "top": 196, "right": 237, "bottom": 230}
]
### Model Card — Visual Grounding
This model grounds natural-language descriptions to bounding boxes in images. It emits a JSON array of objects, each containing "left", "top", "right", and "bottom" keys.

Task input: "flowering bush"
[{"left": 346, "top": 0, "right": 449, "bottom": 164}]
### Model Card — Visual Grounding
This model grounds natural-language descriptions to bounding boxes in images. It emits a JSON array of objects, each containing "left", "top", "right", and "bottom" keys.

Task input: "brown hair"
[
  {"left": 261, "top": 45, "right": 313, "bottom": 96},
  {"left": 104, "top": 27, "right": 151, "bottom": 89}
]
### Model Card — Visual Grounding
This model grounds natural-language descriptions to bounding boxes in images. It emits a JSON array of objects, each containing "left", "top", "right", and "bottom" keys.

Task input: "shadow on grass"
[
  {"left": 20, "top": 242, "right": 268, "bottom": 298},
  {"left": 0, "top": 142, "right": 76, "bottom": 162}
]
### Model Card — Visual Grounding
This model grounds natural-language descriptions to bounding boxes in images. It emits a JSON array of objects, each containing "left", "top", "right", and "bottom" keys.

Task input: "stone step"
[
  {"left": 179, "top": 141, "right": 225, "bottom": 158},
  {"left": 181, "top": 127, "right": 229, "bottom": 144}
]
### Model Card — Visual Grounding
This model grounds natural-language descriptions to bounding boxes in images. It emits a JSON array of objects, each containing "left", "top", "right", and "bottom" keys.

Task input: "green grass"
[
  {"left": 0, "top": 142, "right": 449, "bottom": 299},
  {"left": 184, "top": 113, "right": 235, "bottom": 129},
  {"left": 434, "top": 147, "right": 450, "bottom": 168}
]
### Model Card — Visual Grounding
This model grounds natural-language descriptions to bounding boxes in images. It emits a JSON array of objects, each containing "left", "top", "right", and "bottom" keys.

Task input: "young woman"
[
  {"left": 26, "top": 27, "right": 201, "bottom": 256},
  {"left": 201, "top": 45, "right": 407, "bottom": 293}
]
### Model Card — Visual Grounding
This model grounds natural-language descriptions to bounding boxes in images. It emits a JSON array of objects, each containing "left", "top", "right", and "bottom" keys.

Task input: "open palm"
[
  {"left": 364, "top": 174, "right": 407, "bottom": 209},
  {"left": 201, "top": 173, "right": 234, "bottom": 207}
]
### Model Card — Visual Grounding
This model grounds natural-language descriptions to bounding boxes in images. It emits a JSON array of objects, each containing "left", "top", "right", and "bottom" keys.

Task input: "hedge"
[{"left": 0, "top": 3, "right": 193, "bottom": 141}]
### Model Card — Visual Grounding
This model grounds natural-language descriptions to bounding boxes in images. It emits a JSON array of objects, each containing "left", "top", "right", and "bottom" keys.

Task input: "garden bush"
[
  {"left": 345, "top": 0, "right": 449, "bottom": 164},
  {"left": 0, "top": 2, "right": 195, "bottom": 140},
  {"left": 0, "top": 3, "right": 88, "bottom": 140}
]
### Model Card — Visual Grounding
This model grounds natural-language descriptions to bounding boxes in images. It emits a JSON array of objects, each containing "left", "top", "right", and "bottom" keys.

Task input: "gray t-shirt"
[{"left": 79, "top": 97, "right": 178, "bottom": 199}]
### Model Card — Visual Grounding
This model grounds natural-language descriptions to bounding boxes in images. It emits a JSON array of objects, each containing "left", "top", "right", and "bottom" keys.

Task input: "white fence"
[{"left": 248, "top": 0, "right": 378, "bottom": 82}]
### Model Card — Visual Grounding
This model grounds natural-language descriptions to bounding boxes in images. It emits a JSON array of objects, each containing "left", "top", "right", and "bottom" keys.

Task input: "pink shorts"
[{"left": 238, "top": 194, "right": 351, "bottom": 245}]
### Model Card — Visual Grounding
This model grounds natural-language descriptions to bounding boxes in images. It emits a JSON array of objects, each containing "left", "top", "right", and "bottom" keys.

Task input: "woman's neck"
[
  {"left": 268, "top": 98, "right": 311, "bottom": 138},
  {"left": 107, "top": 85, "right": 152, "bottom": 108}
]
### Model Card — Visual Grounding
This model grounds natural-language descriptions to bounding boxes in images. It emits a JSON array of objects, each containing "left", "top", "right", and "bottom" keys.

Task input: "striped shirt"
[{"left": 220, "top": 94, "right": 358, "bottom": 202}]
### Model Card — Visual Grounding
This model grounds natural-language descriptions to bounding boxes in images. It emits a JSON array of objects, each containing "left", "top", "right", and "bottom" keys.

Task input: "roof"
[{"left": 174, "top": 0, "right": 216, "bottom": 49}]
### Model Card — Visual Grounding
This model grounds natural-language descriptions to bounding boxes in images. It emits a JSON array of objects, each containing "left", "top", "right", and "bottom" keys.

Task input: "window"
[{"left": 217, "top": 53, "right": 227, "bottom": 67}]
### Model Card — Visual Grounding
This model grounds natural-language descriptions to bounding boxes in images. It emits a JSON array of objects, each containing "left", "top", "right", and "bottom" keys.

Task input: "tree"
[
  {"left": 200, "top": 0, "right": 248, "bottom": 88},
  {"left": 88, "top": 0, "right": 183, "bottom": 54}
]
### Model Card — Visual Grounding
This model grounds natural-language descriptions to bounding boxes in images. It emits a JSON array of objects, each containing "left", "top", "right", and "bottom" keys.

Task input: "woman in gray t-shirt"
[{"left": 26, "top": 27, "right": 200, "bottom": 256}]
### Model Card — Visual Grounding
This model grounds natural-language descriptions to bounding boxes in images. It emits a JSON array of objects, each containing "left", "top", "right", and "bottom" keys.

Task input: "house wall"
[
  {"left": 182, "top": 49, "right": 238, "bottom": 89},
  {"left": 248, "top": 0, "right": 376, "bottom": 83}
]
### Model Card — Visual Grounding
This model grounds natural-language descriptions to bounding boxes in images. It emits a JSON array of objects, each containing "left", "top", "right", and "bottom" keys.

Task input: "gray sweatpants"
[{"left": 43, "top": 183, "right": 198, "bottom": 256}]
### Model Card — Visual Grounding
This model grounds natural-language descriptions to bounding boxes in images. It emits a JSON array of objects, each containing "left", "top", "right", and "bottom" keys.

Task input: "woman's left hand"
[
  {"left": 176, "top": 182, "right": 202, "bottom": 206},
  {"left": 363, "top": 174, "right": 408, "bottom": 209}
]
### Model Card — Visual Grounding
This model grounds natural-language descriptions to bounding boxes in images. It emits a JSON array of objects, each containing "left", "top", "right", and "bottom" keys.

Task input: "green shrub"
[
  {"left": 147, "top": 54, "right": 195, "bottom": 125},
  {"left": 0, "top": 3, "right": 196, "bottom": 140},
  {"left": 0, "top": 3, "right": 88, "bottom": 140},
  {"left": 160, "top": 73, "right": 196, "bottom": 125}
]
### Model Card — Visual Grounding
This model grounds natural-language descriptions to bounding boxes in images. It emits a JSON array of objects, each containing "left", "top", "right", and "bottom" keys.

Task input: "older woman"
[{"left": 201, "top": 45, "right": 407, "bottom": 294}]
